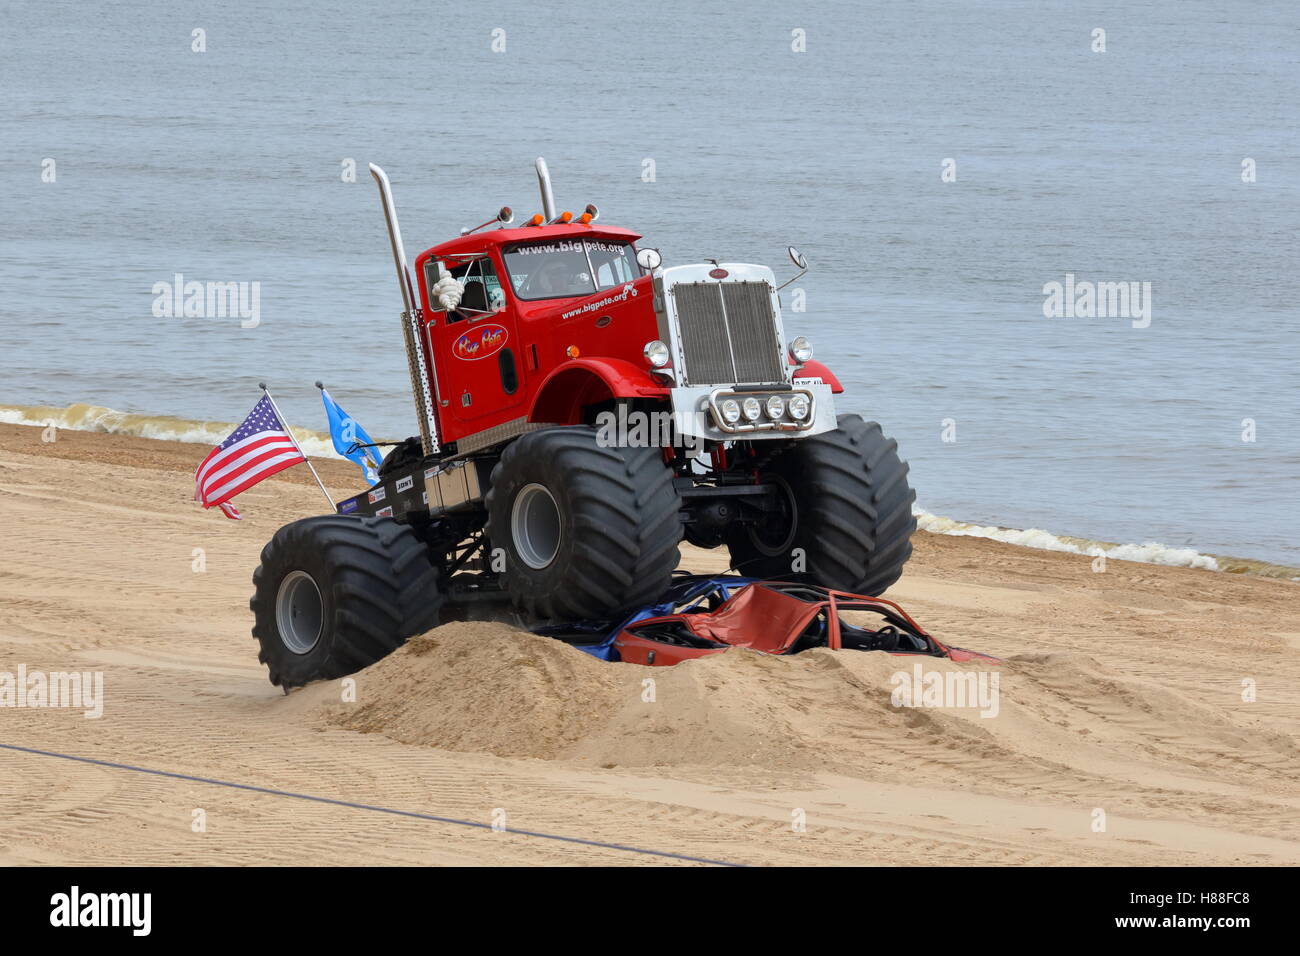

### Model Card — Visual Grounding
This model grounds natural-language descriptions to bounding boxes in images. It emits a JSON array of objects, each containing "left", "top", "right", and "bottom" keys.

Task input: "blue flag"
[{"left": 320, "top": 387, "right": 382, "bottom": 485}]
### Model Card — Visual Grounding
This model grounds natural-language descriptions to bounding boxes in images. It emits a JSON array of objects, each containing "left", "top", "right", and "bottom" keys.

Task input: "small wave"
[
  {"left": 916, "top": 508, "right": 1299, "bottom": 581},
  {"left": 0, "top": 402, "right": 342, "bottom": 459},
  {"left": 916, "top": 507, "right": 1218, "bottom": 570}
]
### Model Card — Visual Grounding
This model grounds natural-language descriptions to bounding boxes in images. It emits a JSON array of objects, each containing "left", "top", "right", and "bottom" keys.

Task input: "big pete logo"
[
  {"left": 453, "top": 323, "right": 508, "bottom": 361},
  {"left": 50, "top": 886, "right": 151, "bottom": 936}
]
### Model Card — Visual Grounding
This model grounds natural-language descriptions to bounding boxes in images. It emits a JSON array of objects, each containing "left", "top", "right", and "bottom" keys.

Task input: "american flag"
[{"left": 194, "top": 395, "right": 305, "bottom": 519}]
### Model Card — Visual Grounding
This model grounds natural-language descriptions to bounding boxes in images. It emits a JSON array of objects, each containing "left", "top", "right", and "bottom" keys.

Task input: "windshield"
[{"left": 504, "top": 239, "right": 638, "bottom": 300}]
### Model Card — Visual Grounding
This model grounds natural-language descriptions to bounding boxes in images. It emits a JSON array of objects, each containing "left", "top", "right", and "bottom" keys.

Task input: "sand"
[{"left": 1, "top": 421, "right": 1298, "bottom": 866}]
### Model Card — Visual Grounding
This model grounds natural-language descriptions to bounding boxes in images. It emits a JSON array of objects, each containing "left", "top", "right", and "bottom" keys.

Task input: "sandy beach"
[{"left": 1, "top": 420, "right": 1298, "bottom": 866}]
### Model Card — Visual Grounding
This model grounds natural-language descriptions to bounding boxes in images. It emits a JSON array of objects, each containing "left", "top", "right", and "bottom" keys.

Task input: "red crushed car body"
[{"left": 611, "top": 581, "right": 1000, "bottom": 667}]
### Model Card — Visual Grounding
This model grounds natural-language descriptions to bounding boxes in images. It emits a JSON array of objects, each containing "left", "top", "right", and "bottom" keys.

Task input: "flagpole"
[{"left": 259, "top": 382, "right": 334, "bottom": 510}]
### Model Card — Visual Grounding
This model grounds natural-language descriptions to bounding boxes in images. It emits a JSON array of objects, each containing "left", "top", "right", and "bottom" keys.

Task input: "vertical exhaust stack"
[
  {"left": 368, "top": 163, "right": 418, "bottom": 314},
  {"left": 535, "top": 157, "right": 557, "bottom": 222},
  {"left": 369, "top": 163, "right": 440, "bottom": 457}
]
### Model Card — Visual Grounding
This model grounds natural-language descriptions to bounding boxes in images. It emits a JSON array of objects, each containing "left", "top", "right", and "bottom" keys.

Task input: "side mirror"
[
  {"left": 463, "top": 207, "right": 515, "bottom": 235},
  {"left": 636, "top": 247, "right": 662, "bottom": 272},
  {"left": 777, "top": 245, "right": 809, "bottom": 291}
]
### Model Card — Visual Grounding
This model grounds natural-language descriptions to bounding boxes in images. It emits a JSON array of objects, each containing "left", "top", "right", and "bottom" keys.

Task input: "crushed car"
[{"left": 535, "top": 575, "right": 999, "bottom": 666}]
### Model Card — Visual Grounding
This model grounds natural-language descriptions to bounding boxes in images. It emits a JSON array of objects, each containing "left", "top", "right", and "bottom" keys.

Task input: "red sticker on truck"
[{"left": 453, "top": 324, "right": 508, "bottom": 361}]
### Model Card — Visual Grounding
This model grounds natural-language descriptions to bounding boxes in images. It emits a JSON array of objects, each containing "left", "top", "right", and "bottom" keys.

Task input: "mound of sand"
[
  {"left": 310, "top": 622, "right": 821, "bottom": 767},
  {"left": 309, "top": 624, "right": 1300, "bottom": 799},
  {"left": 311, "top": 623, "right": 626, "bottom": 760}
]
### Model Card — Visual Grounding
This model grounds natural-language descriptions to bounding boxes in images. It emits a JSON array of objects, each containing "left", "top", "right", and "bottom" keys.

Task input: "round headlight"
[
  {"left": 719, "top": 399, "right": 741, "bottom": 424},
  {"left": 742, "top": 397, "right": 762, "bottom": 422},
  {"left": 788, "top": 336, "right": 814, "bottom": 364},
  {"left": 765, "top": 395, "right": 785, "bottom": 419},
  {"left": 643, "top": 339, "right": 670, "bottom": 368},
  {"left": 788, "top": 393, "right": 811, "bottom": 420}
]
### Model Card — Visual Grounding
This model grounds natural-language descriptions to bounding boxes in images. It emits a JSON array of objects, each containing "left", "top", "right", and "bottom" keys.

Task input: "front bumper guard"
[{"left": 669, "top": 382, "right": 837, "bottom": 442}]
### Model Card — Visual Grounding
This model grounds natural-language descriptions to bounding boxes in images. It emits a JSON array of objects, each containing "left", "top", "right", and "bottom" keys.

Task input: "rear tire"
[
  {"left": 726, "top": 414, "right": 916, "bottom": 595},
  {"left": 250, "top": 515, "right": 442, "bottom": 688},
  {"left": 485, "top": 426, "right": 682, "bottom": 620}
]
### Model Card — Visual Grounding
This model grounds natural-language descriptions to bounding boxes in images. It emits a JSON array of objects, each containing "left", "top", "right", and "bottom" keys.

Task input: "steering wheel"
[
  {"left": 525, "top": 260, "right": 589, "bottom": 297},
  {"left": 873, "top": 625, "right": 902, "bottom": 651}
]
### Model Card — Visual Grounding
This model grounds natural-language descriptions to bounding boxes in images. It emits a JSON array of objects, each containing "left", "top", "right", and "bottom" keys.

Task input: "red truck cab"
[{"left": 413, "top": 222, "right": 665, "bottom": 450}]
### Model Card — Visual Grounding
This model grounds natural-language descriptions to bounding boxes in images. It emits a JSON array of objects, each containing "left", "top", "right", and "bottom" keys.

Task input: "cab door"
[{"left": 423, "top": 254, "right": 525, "bottom": 438}]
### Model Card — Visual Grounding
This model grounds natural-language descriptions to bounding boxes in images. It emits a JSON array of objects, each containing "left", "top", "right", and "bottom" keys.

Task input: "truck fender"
[
  {"left": 791, "top": 359, "right": 844, "bottom": 393},
  {"left": 529, "top": 358, "right": 668, "bottom": 424}
]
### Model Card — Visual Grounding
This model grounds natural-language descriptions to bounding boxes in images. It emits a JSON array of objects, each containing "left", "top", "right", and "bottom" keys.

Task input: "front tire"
[
  {"left": 485, "top": 426, "right": 682, "bottom": 620},
  {"left": 727, "top": 414, "right": 916, "bottom": 595},
  {"left": 250, "top": 515, "right": 442, "bottom": 688}
]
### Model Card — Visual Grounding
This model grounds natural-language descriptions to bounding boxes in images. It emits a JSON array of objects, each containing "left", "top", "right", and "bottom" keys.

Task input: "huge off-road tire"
[
  {"left": 485, "top": 426, "right": 682, "bottom": 620},
  {"left": 250, "top": 515, "right": 442, "bottom": 688},
  {"left": 726, "top": 414, "right": 916, "bottom": 595}
]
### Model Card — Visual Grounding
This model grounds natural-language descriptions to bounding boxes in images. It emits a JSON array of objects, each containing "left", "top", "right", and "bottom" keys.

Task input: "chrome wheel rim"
[
  {"left": 511, "top": 482, "right": 562, "bottom": 570},
  {"left": 275, "top": 570, "right": 323, "bottom": 655}
]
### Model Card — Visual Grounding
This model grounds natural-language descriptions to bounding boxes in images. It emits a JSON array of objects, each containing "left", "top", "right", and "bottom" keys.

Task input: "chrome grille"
[{"left": 671, "top": 280, "right": 784, "bottom": 385}]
